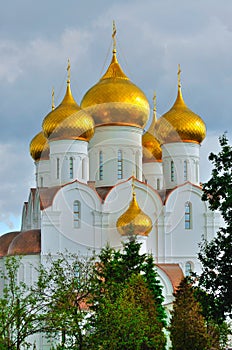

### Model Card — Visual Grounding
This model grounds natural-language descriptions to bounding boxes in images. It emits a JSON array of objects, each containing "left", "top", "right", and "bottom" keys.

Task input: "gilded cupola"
[
  {"left": 142, "top": 92, "right": 162, "bottom": 162},
  {"left": 155, "top": 65, "right": 206, "bottom": 144},
  {"left": 116, "top": 181, "right": 152, "bottom": 236},
  {"left": 30, "top": 131, "right": 50, "bottom": 161},
  {"left": 42, "top": 61, "right": 95, "bottom": 142},
  {"left": 81, "top": 22, "right": 150, "bottom": 128}
]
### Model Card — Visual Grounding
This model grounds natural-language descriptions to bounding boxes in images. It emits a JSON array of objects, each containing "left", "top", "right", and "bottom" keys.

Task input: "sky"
[{"left": 0, "top": 0, "right": 231, "bottom": 235}]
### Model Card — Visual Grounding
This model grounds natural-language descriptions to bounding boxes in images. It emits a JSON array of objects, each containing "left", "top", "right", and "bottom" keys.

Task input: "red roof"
[
  {"left": 7, "top": 229, "right": 41, "bottom": 256},
  {"left": 0, "top": 231, "right": 20, "bottom": 257},
  {"left": 156, "top": 263, "right": 184, "bottom": 291}
]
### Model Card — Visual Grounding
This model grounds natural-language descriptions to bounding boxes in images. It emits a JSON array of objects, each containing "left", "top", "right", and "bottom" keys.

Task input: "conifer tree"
[
  {"left": 198, "top": 134, "right": 232, "bottom": 322},
  {"left": 89, "top": 274, "right": 166, "bottom": 350},
  {"left": 92, "top": 236, "right": 167, "bottom": 326},
  {"left": 169, "top": 277, "right": 209, "bottom": 350}
]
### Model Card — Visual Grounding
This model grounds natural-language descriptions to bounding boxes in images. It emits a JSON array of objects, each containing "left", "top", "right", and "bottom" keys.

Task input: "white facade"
[{"left": 0, "top": 41, "right": 221, "bottom": 349}]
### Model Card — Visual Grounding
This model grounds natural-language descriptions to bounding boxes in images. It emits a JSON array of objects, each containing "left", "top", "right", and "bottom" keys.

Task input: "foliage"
[
  {"left": 0, "top": 256, "right": 46, "bottom": 350},
  {"left": 35, "top": 252, "right": 96, "bottom": 350},
  {"left": 89, "top": 274, "right": 166, "bottom": 350},
  {"left": 169, "top": 277, "right": 209, "bottom": 350},
  {"left": 92, "top": 236, "right": 167, "bottom": 327},
  {"left": 198, "top": 134, "right": 232, "bottom": 322}
]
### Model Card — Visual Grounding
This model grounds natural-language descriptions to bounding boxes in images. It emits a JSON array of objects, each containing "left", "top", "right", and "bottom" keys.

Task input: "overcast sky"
[{"left": 0, "top": 0, "right": 231, "bottom": 235}]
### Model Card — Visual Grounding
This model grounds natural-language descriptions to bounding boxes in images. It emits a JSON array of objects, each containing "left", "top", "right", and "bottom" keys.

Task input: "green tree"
[
  {"left": 89, "top": 274, "right": 166, "bottom": 350},
  {"left": 198, "top": 134, "right": 232, "bottom": 322},
  {"left": 35, "top": 252, "right": 96, "bottom": 350},
  {"left": 169, "top": 277, "right": 209, "bottom": 350},
  {"left": 0, "top": 256, "right": 46, "bottom": 349},
  {"left": 92, "top": 237, "right": 166, "bottom": 326}
]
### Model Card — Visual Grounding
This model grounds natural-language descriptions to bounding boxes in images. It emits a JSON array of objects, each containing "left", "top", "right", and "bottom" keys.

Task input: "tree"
[
  {"left": 169, "top": 277, "right": 209, "bottom": 350},
  {"left": 198, "top": 134, "right": 232, "bottom": 322},
  {"left": 0, "top": 256, "right": 46, "bottom": 349},
  {"left": 35, "top": 252, "right": 96, "bottom": 350},
  {"left": 92, "top": 237, "right": 167, "bottom": 327},
  {"left": 89, "top": 274, "right": 166, "bottom": 350}
]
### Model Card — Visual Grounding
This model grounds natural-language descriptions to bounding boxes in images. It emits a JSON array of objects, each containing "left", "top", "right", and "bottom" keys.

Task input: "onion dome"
[
  {"left": 81, "top": 24, "right": 150, "bottom": 128},
  {"left": 7, "top": 229, "right": 41, "bottom": 256},
  {"left": 0, "top": 231, "right": 20, "bottom": 257},
  {"left": 116, "top": 184, "right": 152, "bottom": 236},
  {"left": 142, "top": 92, "right": 162, "bottom": 162},
  {"left": 42, "top": 61, "right": 95, "bottom": 142},
  {"left": 30, "top": 131, "right": 50, "bottom": 161},
  {"left": 155, "top": 65, "right": 206, "bottom": 144}
]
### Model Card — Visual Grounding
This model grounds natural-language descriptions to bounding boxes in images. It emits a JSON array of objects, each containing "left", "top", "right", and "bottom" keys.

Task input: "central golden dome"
[
  {"left": 155, "top": 66, "right": 206, "bottom": 144},
  {"left": 81, "top": 49, "right": 150, "bottom": 128},
  {"left": 116, "top": 186, "right": 152, "bottom": 236}
]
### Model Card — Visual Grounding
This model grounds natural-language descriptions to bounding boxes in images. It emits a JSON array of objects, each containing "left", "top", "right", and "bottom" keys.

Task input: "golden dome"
[
  {"left": 81, "top": 48, "right": 150, "bottom": 128},
  {"left": 30, "top": 131, "right": 49, "bottom": 161},
  {"left": 42, "top": 64, "right": 95, "bottom": 141},
  {"left": 155, "top": 66, "right": 206, "bottom": 144},
  {"left": 116, "top": 188, "right": 152, "bottom": 237},
  {"left": 142, "top": 93, "right": 162, "bottom": 162}
]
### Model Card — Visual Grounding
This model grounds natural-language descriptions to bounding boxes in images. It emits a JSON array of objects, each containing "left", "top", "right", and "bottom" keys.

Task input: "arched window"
[
  {"left": 185, "top": 261, "right": 192, "bottom": 276},
  {"left": 135, "top": 151, "right": 140, "bottom": 179},
  {"left": 184, "top": 160, "right": 187, "bottom": 181},
  {"left": 99, "top": 151, "right": 103, "bottom": 180},
  {"left": 82, "top": 158, "right": 86, "bottom": 179},
  {"left": 157, "top": 178, "right": 160, "bottom": 190},
  {"left": 73, "top": 200, "right": 81, "bottom": 228},
  {"left": 118, "top": 150, "right": 123, "bottom": 179},
  {"left": 70, "top": 157, "right": 74, "bottom": 179},
  {"left": 185, "top": 201, "right": 192, "bottom": 229},
  {"left": 57, "top": 158, "right": 60, "bottom": 179},
  {"left": 196, "top": 161, "right": 199, "bottom": 183},
  {"left": 171, "top": 160, "right": 174, "bottom": 182}
]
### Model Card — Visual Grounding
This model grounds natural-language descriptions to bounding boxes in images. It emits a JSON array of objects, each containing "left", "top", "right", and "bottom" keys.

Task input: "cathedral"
[{"left": 0, "top": 26, "right": 220, "bottom": 338}]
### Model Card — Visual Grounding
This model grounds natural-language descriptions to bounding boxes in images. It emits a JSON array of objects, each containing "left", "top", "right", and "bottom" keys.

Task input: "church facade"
[{"left": 0, "top": 28, "right": 220, "bottom": 348}]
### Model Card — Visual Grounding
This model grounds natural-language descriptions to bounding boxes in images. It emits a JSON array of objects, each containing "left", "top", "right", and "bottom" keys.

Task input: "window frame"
[
  {"left": 73, "top": 200, "right": 81, "bottom": 228},
  {"left": 184, "top": 201, "right": 192, "bottom": 230}
]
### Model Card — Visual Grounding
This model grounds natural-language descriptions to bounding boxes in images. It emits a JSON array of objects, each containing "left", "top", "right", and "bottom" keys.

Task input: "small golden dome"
[
  {"left": 81, "top": 45, "right": 150, "bottom": 128},
  {"left": 142, "top": 93, "right": 162, "bottom": 162},
  {"left": 42, "top": 81, "right": 95, "bottom": 141},
  {"left": 116, "top": 188, "right": 152, "bottom": 236},
  {"left": 155, "top": 66, "right": 206, "bottom": 144},
  {"left": 30, "top": 131, "right": 49, "bottom": 161}
]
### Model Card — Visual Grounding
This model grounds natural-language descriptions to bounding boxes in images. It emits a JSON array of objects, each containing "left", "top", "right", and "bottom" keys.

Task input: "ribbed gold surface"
[
  {"left": 81, "top": 52, "right": 150, "bottom": 128},
  {"left": 30, "top": 131, "right": 49, "bottom": 161},
  {"left": 42, "top": 83, "right": 95, "bottom": 141},
  {"left": 116, "top": 192, "right": 152, "bottom": 236},
  {"left": 155, "top": 88, "right": 206, "bottom": 144},
  {"left": 142, "top": 114, "right": 162, "bottom": 162}
]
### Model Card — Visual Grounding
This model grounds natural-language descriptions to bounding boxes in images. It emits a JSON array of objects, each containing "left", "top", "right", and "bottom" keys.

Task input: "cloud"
[{"left": 0, "top": 142, "right": 34, "bottom": 231}]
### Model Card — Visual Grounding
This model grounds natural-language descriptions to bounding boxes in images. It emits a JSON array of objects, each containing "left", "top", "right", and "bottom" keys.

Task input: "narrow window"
[
  {"left": 40, "top": 177, "right": 43, "bottom": 187},
  {"left": 135, "top": 151, "right": 140, "bottom": 179},
  {"left": 82, "top": 158, "right": 85, "bottom": 179},
  {"left": 185, "top": 261, "right": 192, "bottom": 276},
  {"left": 57, "top": 158, "right": 60, "bottom": 179},
  {"left": 157, "top": 178, "right": 160, "bottom": 190},
  {"left": 196, "top": 161, "right": 199, "bottom": 183},
  {"left": 73, "top": 200, "right": 80, "bottom": 228},
  {"left": 184, "top": 160, "right": 187, "bottom": 181},
  {"left": 185, "top": 201, "right": 191, "bottom": 229},
  {"left": 171, "top": 160, "right": 174, "bottom": 182},
  {"left": 70, "top": 157, "right": 74, "bottom": 179},
  {"left": 118, "top": 150, "right": 123, "bottom": 179},
  {"left": 99, "top": 151, "right": 103, "bottom": 180}
]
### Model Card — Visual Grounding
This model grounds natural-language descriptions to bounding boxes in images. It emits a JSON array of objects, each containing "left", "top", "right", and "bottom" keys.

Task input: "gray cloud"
[{"left": 0, "top": 0, "right": 231, "bottom": 233}]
